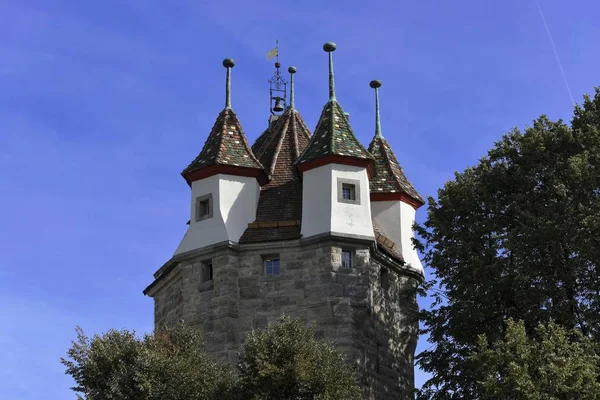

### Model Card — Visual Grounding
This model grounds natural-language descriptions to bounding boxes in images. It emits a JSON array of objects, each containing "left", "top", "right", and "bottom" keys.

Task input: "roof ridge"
[
  {"left": 269, "top": 115, "right": 292, "bottom": 177},
  {"left": 254, "top": 110, "right": 289, "bottom": 157},
  {"left": 213, "top": 110, "right": 230, "bottom": 164},
  {"left": 375, "top": 135, "right": 401, "bottom": 188},
  {"left": 328, "top": 101, "right": 335, "bottom": 155},
  {"left": 230, "top": 109, "right": 264, "bottom": 167}
]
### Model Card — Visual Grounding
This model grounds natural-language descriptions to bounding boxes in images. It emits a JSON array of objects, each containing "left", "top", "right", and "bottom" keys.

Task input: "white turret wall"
[
  {"left": 371, "top": 200, "right": 423, "bottom": 274},
  {"left": 301, "top": 163, "right": 374, "bottom": 239},
  {"left": 174, "top": 174, "right": 259, "bottom": 255}
]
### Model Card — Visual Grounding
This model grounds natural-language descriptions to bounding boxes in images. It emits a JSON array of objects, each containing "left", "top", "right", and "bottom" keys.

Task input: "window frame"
[
  {"left": 337, "top": 178, "right": 361, "bottom": 205},
  {"left": 264, "top": 256, "right": 281, "bottom": 276},
  {"left": 341, "top": 249, "right": 353, "bottom": 269},
  {"left": 195, "top": 193, "right": 214, "bottom": 222}
]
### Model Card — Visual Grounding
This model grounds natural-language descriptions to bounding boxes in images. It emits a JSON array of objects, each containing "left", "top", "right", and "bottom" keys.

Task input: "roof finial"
[
  {"left": 323, "top": 42, "right": 337, "bottom": 102},
  {"left": 370, "top": 80, "right": 383, "bottom": 138},
  {"left": 288, "top": 66, "right": 297, "bottom": 109},
  {"left": 223, "top": 58, "right": 235, "bottom": 109}
]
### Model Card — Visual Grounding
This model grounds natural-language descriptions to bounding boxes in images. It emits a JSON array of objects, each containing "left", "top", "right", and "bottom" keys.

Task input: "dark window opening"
[
  {"left": 201, "top": 260, "right": 213, "bottom": 283},
  {"left": 199, "top": 199, "right": 210, "bottom": 217},
  {"left": 381, "top": 267, "right": 390, "bottom": 291},
  {"left": 195, "top": 194, "right": 213, "bottom": 222},
  {"left": 342, "top": 184, "right": 356, "bottom": 201},
  {"left": 341, "top": 250, "right": 352, "bottom": 268}
]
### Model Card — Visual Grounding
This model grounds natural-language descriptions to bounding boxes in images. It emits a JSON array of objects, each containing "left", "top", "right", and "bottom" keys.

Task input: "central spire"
[
  {"left": 323, "top": 42, "right": 337, "bottom": 102},
  {"left": 370, "top": 80, "right": 383, "bottom": 138},
  {"left": 223, "top": 58, "right": 234, "bottom": 109}
]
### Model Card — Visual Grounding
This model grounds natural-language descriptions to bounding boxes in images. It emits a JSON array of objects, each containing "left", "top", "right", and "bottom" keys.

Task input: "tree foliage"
[
  {"left": 62, "top": 316, "right": 360, "bottom": 400},
  {"left": 415, "top": 88, "right": 600, "bottom": 398},
  {"left": 61, "top": 323, "right": 235, "bottom": 400},
  {"left": 470, "top": 319, "right": 600, "bottom": 400},
  {"left": 237, "top": 316, "right": 362, "bottom": 400}
]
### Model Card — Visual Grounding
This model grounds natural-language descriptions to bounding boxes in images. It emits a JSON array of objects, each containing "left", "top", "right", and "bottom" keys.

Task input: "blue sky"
[{"left": 1, "top": 0, "right": 598, "bottom": 398}]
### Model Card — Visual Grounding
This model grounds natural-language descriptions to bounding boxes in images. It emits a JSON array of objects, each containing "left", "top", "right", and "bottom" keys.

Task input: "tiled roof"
[
  {"left": 240, "top": 107, "right": 312, "bottom": 244},
  {"left": 373, "top": 224, "right": 403, "bottom": 263},
  {"left": 297, "top": 101, "right": 374, "bottom": 165},
  {"left": 182, "top": 108, "right": 263, "bottom": 179},
  {"left": 368, "top": 135, "right": 425, "bottom": 206},
  {"left": 239, "top": 225, "right": 301, "bottom": 244},
  {"left": 254, "top": 108, "right": 311, "bottom": 185}
]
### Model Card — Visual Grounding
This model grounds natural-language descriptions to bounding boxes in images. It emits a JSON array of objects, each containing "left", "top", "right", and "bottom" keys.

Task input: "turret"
[
  {"left": 174, "top": 58, "right": 267, "bottom": 255},
  {"left": 367, "top": 80, "right": 425, "bottom": 274},
  {"left": 296, "top": 43, "right": 376, "bottom": 240}
]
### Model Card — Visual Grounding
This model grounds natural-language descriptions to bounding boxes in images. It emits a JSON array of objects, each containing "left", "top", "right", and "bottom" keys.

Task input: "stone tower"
[{"left": 144, "top": 43, "right": 425, "bottom": 399}]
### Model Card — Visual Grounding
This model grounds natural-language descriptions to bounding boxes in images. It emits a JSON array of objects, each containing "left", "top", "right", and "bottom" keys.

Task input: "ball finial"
[
  {"left": 275, "top": 61, "right": 281, "bottom": 68},
  {"left": 288, "top": 66, "right": 297, "bottom": 74},
  {"left": 222, "top": 58, "right": 235, "bottom": 68},
  {"left": 323, "top": 42, "right": 337, "bottom": 52},
  {"left": 369, "top": 80, "right": 382, "bottom": 89}
]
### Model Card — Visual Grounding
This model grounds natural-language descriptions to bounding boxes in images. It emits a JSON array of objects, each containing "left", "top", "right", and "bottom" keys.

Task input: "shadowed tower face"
[{"left": 144, "top": 44, "right": 425, "bottom": 400}]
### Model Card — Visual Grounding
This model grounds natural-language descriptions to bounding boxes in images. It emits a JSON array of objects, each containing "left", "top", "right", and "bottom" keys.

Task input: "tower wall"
[
  {"left": 148, "top": 237, "right": 419, "bottom": 398},
  {"left": 174, "top": 174, "right": 260, "bottom": 255},
  {"left": 371, "top": 200, "right": 423, "bottom": 275},
  {"left": 301, "top": 163, "right": 375, "bottom": 239}
]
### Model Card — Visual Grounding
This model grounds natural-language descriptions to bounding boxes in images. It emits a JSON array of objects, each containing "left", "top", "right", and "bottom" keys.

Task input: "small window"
[
  {"left": 199, "top": 199, "right": 210, "bottom": 216},
  {"left": 195, "top": 194, "right": 213, "bottom": 222},
  {"left": 381, "top": 267, "right": 390, "bottom": 291},
  {"left": 201, "top": 260, "right": 213, "bottom": 283},
  {"left": 337, "top": 178, "right": 361, "bottom": 205},
  {"left": 342, "top": 184, "right": 355, "bottom": 201},
  {"left": 264, "top": 257, "right": 280, "bottom": 275},
  {"left": 341, "top": 250, "right": 352, "bottom": 268}
]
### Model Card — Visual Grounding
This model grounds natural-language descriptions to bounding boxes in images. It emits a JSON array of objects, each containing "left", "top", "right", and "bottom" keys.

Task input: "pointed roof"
[
  {"left": 181, "top": 58, "right": 265, "bottom": 185},
  {"left": 296, "top": 42, "right": 375, "bottom": 176},
  {"left": 253, "top": 107, "right": 311, "bottom": 185},
  {"left": 240, "top": 67, "right": 312, "bottom": 244},
  {"left": 367, "top": 80, "right": 424, "bottom": 208},
  {"left": 297, "top": 100, "right": 374, "bottom": 165}
]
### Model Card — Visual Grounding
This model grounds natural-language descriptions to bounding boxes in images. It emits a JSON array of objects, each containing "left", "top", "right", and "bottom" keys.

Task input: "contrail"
[{"left": 535, "top": 0, "right": 575, "bottom": 106}]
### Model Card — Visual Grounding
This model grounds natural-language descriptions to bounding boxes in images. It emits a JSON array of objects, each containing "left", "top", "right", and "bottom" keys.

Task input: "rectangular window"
[
  {"left": 337, "top": 178, "right": 361, "bottom": 205},
  {"left": 381, "top": 267, "right": 390, "bottom": 290},
  {"left": 341, "top": 250, "right": 352, "bottom": 268},
  {"left": 195, "top": 194, "right": 213, "bottom": 222},
  {"left": 199, "top": 199, "right": 210, "bottom": 216},
  {"left": 201, "top": 260, "right": 213, "bottom": 283},
  {"left": 342, "top": 184, "right": 355, "bottom": 201},
  {"left": 264, "top": 257, "right": 280, "bottom": 275}
]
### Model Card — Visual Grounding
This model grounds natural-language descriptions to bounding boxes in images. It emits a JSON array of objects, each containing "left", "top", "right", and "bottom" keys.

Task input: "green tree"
[
  {"left": 61, "top": 323, "right": 236, "bottom": 400},
  {"left": 415, "top": 88, "right": 600, "bottom": 398},
  {"left": 470, "top": 319, "right": 600, "bottom": 400},
  {"left": 237, "top": 316, "right": 362, "bottom": 400},
  {"left": 62, "top": 317, "right": 361, "bottom": 400}
]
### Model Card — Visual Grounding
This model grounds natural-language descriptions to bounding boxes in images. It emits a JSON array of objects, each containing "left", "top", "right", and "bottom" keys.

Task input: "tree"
[
  {"left": 61, "top": 323, "right": 236, "bottom": 400},
  {"left": 62, "top": 317, "right": 361, "bottom": 400},
  {"left": 415, "top": 88, "right": 600, "bottom": 398},
  {"left": 237, "top": 316, "right": 362, "bottom": 400},
  {"left": 470, "top": 319, "right": 600, "bottom": 400}
]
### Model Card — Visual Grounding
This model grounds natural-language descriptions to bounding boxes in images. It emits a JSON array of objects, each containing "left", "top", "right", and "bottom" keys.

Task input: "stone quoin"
[{"left": 143, "top": 42, "right": 425, "bottom": 399}]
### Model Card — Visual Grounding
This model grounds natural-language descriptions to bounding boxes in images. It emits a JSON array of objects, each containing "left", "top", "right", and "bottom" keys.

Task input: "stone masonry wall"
[{"left": 151, "top": 237, "right": 420, "bottom": 399}]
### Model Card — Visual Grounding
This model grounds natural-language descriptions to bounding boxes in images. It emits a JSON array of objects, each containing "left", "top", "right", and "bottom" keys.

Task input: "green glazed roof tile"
[
  {"left": 368, "top": 135, "right": 424, "bottom": 205},
  {"left": 182, "top": 108, "right": 263, "bottom": 176},
  {"left": 297, "top": 100, "right": 373, "bottom": 165}
]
